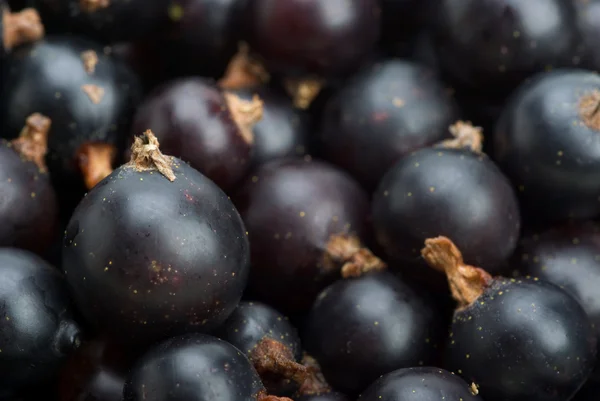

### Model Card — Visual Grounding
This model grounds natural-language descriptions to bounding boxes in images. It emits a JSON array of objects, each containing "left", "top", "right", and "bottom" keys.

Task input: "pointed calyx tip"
[
  {"left": 127, "top": 130, "right": 176, "bottom": 181},
  {"left": 218, "top": 42, "right": 270, "bottom": 90},
  {"left": 421, "top": 236, "right": 492, "bottom": 309},
  {"left": 284, "top": 78, "right": 324, "bottom": 110},
  {"left": 225, "top": 92, "right": 264, "bottom": 145},
  {"left": 11, "top": 113, "right": 51, "bottom": 172},
  {"left": 2, "top": 7, "right": 45, "bottom": 50},
  {"left": 325, "top": 234, "right": 387, "bottom": 278},
  {"left": 437, "top": 121, "right": 484, "bottom": 153}
]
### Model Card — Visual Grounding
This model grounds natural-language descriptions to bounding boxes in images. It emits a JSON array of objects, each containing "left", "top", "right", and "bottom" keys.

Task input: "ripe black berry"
[
  {"left": 372, "top": 140, "right": 520, "bottom": 280},
  {"left": 515, "top": 223, "right": 600, "bottom": 381},
  {"left": 0, "top": 248, "right": 82, "bottom": 399},
  {"left": 131, "top": 78, "right": 263, "bottom": 192},
  {"left": 576, "top": 0, "right": 600, "bottom": 71},
  {"left": 235, "top": 158, "right": 382, "bottom": 313},
  {"left": 316, "top": 59, "right": 459, "bottom": 191},
  {"left": 0, "top": 114, "right": 57, "bottom": 254},
  {"left": 123, "top": 333, "right": 290, "bottom": 401},
  {"left": 303, "top": 271, "right": 443, "bottom": 395},
  {"left": 429, "top": 0, "right": 583, "bottom": 94},
  {"left": 0, "top": 35, "right": 141, "bottom": 192},
  {"left": 422, "top": 236, "right": 597, "bottom": 401},
  {"left": 245, "top": 0, "right": 381, "bottom": 108},
  {"left": 214, "top": 301, "right": 306, "bottom": 395},
  {"left": 494, "top": 69, "right": 600, "bottom": 223},
  {"left": 358, "top": 367, "right": 483, "bottom": 401},
  {"left": 62, "top": 131, "right": 250, "bottom": 346}
]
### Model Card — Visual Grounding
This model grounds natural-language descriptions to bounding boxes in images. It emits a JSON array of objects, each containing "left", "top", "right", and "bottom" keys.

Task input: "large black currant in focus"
[
  {"left": 317, "top": 59, "right": 459, "bottom": 191},
  {"left": 372, "top": 146, "right": 520, "bottom": 278},
  {"left": 429, "top": 0, "right": 583, "bottom": 95},
  {"left": 0, "top": 248, "right": 82, "bottom": 400},
  {"left": 303, "top": 271, "right": 443, "bottom": 395},
  {"left": 123, "top": 333, "right": 280, "bottom": 401},
  {"left": 358, "top": 367, "right": 483, "bottom": 401},
  {"left": 494, "top": 69, "right": 600, "bottom": 223},
  {"left": 62, "top": 131, "right": 250, "bottom": 346},
  {"left": 422, "top": 237, "right": 597, "bottom": 401}
]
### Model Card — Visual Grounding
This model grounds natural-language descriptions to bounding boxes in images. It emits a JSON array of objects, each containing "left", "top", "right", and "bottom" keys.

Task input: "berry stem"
[
  {"left": 421, "top": 236, "right": 492, "bottom": 309},
  {"left": 325, "top": 234, "right": 387, "bottom": 278},
  {"left": 224, "top": 93, "right": 264, "bottom": 145},
  {"left": 11, "top": 113, "right": 51, "bottom": 172},
  {"left": 77, "top": 142, "right": 115, "bottom": 189},
  {"left": 579, "top": 90, "right": 600, "bottom": 131},
  {"left": 437, "top": 121, "right": 484, "bottom": 153},
  {"left": 284, "top": 78, "right": 324, "bottom": 110},
  {"left": 296, "top": 354, "right": 332, "bottom": 396},
  {"left": 218, "top": 43, "right": 270, "bottom": 90},
  {"left": 251, "top": 338, "right": 308, "bottom": 384},
  {"left": 126, "top": 130, "right": 176, "bottom": 181},
  {"left": 2, "top": 6, "right": 44, "bottom": 51}
]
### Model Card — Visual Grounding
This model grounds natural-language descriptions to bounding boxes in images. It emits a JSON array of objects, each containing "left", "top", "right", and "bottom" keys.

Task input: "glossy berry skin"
[
  {"left": 372, "top": 148, "right": 520, "bottom": 276},
  {"left": 515, "top": 223, "right": 600, "bottom": 380},
  {"left": 317, "top": 59, "right": 459, "bottom": 191},
  {"left": 235, "top": 86, "right": 309, "bottom": 168},
  {"left": 123, "top": 333, "right": 265, "bottom": 401},
  {"left": 304, "top": 271, "right": 442, "bottom": 396},
  {"left": 358, "top": 367, "right": 482, "bottom": 401},
  {"left": 131, "top": 78, "right": 253, "bottom": 192},
  {"left": 0, "top": 248, "right": 82, "bottom": 400},
  {"left": 0, "top": 36, "right": 141, "bottom": 189},
  {"left": 576, "top": 0, "right": 600, "bottom": 71},
  {"left": 446, "top": 277, "right": 596, "bottom": 401},
  {"left": 0, "top": 140, "right": 57, "bottom": 254},
  {"left": 62, "top": 157, "right": 250, "bottom": 346},
  {"left": 494, "top": 69, "right": 600, "bottom": 223},
  {"left": 235, "top": 158, "right": 370, "bottom": 314},
  {"left": 214, "top": 301, "right": 302, "bottom": 394},
  {"left": 246, "top": 0, "right": 381, "bottom": 78},
  {"left": 162, "top": 0, "right": 246, "bottom": 78},
  {"left": 59, "top": 337, "right": 132, "bottom": 401},
  {"left": 35, "top": 0, "right": 167, "bottom": 43},
  {"left": 429, "top": 0, "right": 583, "bottom": 95}
]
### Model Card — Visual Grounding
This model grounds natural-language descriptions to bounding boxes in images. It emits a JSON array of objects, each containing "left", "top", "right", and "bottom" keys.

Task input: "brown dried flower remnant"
[
  {"left": 81, "top": 84, "right": 105, "bottom": 104},
  {"left": 81, "top": 50, "right": 99, "bottom": 74},
  {"left": 2, "top": 7, "right": 45, "bottom": 50},
  {"left": 437, "top": 121, "right": 484, "bottom": 153},
  {"left": 80, "top": 0, "right": 110, "bottom": 13},
  {"left": 11, "top": 113, "right": 51, "bottom": 172},
  {"left": 126, "top": 130, "right": 176, "bottom": 181}
]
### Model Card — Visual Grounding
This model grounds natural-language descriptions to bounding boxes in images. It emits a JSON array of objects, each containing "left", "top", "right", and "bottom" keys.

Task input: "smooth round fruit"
[
  {"left": 235, "top": 158, "right": 371, "bottom": 313},
  {"left": 576, "top": 0, "right": 600, "bottom": 71},
  {"left": 123, "top": 333, "right": 266, "bottom": 401},
  {"left": 246, "top": 0, "right": 381, "bottom": 78},
  {"left": 59, "top": 337, "right": 133, "bottom": 401},
  {"left": 161, "top": 0, "right": 246, "bottom": 78},
  {"left": 0, "top": 248, "right": 82, "bottom": 399},
  {"left": 0, "top": 35, "right": 141, "bottom": 190},
  {"left": 422, "top": 237, "right": 597, "bottom": 401},
  {"left": 514, "top": 223, "right": 600, "bottom": 380},
  {"left": 317, "top": 59, "right": 458, "bottom": 191},
  {"left": 358, "top": 367, "right": 483, "bottom": 401},
  {"left": 0, "top": 114, "right": 57, "bottom": 255},
  {"left": 303, "top": 271, "right": 443, "bottom": 395},
  {"left": 35, "top": 0, "right": 167, "bottom": 42},
  {"left": 131, "top": 78, "right": 262, "bottom": 192},
  {"left": 214, "top": 301, "right": 305, "bottom": 395},
  {"left": 494, "top": 69, "right": 600, "bottom": 223},
  {"left": 62, "top": 131, "right": 250, "bottom": 345},
  {"left": 372, "top": 147, "right": 520, "bottom": 276},
  {"left": 234, "top": 86, "right": 309, "bottom": 168},
  {"left": 429, "top": 0, "right": 583, "bottom": 94}
]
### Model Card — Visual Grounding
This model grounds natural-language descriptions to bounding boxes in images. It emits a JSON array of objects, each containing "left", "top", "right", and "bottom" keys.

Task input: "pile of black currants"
[{"left": 1, "top": 1, "right": 600, "bottom": 401}]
